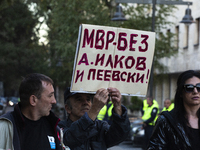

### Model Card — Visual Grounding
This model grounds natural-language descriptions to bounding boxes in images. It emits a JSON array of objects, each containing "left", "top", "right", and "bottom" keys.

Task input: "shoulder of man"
[
  {"left": 0, "top": 116, "right": 13, "bottom": 133},
  {"left": 58, "top": 119, "right": 68, "bottom": 129},
  {"left": 0, "top": 113, "right": 14, "bottom": 150}
]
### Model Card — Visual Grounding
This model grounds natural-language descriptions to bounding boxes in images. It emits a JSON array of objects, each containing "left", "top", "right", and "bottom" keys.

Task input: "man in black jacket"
[
  {"left": 0, "top": 73, "right": 62, "bottom": 150},
  {"left": 58, "top": 87, "right": 130, "bottom": 150}
]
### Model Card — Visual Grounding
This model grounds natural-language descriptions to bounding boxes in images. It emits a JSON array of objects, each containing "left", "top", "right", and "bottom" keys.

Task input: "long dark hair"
[{"left": 174, "top": 70, "right": 200, "bottom": 135}]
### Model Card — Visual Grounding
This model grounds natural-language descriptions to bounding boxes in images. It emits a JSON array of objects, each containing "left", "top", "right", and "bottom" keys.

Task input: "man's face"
[
  {"left": 164, "top": 100, "right": 171, "bottom": 109},
  {"left": 36, "top": 81, "right": 56, "bottom": 117},
  {"left": 66, "top": 93, "right": 92, "bottom": 122},
  {"left": 147, "top": 98, "right": 152, "bottom": 106}
]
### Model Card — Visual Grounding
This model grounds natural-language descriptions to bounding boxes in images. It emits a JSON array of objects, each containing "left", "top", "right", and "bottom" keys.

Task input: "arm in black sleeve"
[
  {"left": 147, "top": 115, "right": 168, "bottom": 149},
  {"left": 104, "top": 105, "right": 131, "bottom": 148},
  {"left": 61, "top": 113, "right": 101, "bottom": 148},
  {"left": 141, "top": 103, "right": 144, "bottom": 116}
]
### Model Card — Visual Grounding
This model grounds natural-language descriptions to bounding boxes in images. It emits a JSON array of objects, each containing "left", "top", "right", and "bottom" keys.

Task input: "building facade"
[{"left": 153, "top": 0, "right": 200, "bottom": 108}]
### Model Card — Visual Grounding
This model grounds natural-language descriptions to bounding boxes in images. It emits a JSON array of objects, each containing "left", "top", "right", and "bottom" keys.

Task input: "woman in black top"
[{"left": 147, "top": 70, "right": 200, "bottom": 150}]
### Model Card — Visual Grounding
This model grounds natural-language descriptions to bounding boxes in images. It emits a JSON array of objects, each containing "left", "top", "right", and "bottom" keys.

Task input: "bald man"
[{"left": 162, "top": 99, "right": 174, "bottom": 112}]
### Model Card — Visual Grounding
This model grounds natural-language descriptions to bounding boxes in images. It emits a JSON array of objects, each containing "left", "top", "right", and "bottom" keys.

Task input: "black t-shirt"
[
  {"left": 20, "top": 116, "right": 58, "bottom": 150},
  {"left": 187, "top": 126, "right": 200, "bottom": 150}
]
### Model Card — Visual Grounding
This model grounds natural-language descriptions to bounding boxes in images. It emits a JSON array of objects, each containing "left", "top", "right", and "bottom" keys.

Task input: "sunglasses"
[{"left": 183, "top": 83, "right": 200, "bottom": 93}]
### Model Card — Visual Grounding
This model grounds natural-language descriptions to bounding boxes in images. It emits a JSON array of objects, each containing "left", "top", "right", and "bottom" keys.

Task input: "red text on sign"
[
  {"left": 74, "top": 69, "right": 149, "bottom": 84},
  {"left": 82, "top": 28, "right": 149, "bottom": 52}
]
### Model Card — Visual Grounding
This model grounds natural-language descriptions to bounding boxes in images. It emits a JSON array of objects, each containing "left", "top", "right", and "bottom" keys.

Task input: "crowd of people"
[
  {"left": 141, "top": 97, "right": 175, "bottom": 149},
  {"left": 0, "top": 73, "right": 130, "bottom": 150},
  {"left": 1, "top": 69, "right": 200, "bottom": 150}
]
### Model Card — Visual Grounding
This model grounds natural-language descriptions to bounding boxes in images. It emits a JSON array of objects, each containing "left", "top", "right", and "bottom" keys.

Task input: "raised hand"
[
  {"left": 107, "top": 87, "right": 122, "bottom": 116},
  {"left": 88, "top": 88, "right": 109, "bottom": 120}
]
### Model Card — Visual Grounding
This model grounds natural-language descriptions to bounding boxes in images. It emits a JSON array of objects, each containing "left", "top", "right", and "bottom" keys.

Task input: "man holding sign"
[
  {"left": 59, "top": 23, "right": 155, "bottom": 149},
  {"left": 58, "top": 87, "right": 130, "bottom": 150}
]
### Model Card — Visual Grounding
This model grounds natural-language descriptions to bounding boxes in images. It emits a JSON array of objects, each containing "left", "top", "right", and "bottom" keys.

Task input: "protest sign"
[{"left": 71, "top": 24, "right": 155, "bottom": 96}]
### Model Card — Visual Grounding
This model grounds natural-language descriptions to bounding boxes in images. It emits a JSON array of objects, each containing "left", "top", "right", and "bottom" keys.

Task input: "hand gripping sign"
[{"left": 71, "top": 24, "right": 155, "bottom": 97}]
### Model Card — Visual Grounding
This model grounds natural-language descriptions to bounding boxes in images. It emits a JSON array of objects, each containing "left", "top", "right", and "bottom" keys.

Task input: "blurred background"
[{"left": 0, "top": 0, "right": 188, "bottom": 114}]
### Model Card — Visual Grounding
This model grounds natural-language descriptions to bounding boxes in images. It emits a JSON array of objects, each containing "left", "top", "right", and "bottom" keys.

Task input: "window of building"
[
  {"left": 167, "top": 29, "right": 171, "bottom": 44},
  {"left": 175, "top": 26, "right": 179, "bottom": 50},
  {"left": 194, "top": 18, "right": 200, "bottom": 46},
  {"left": 183, "top": 26, "right": 189, "bottom": 49},
  {"left": 167, "top": 29, "right": 174, "bottom": 49}
]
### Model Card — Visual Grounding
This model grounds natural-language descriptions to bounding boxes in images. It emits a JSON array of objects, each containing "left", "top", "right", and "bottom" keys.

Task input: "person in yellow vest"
[
  {"left": 97, "top": 101, "right": 114, "bottom": 125},
  {"left": 162, "top": 98, "right": 174, "bottom": 112},
  {"left": 141, "top": 98, "right": 158, "bottom": 116},
  {"left": 142, "top": 97, "right": 159, "bottom": 149}
]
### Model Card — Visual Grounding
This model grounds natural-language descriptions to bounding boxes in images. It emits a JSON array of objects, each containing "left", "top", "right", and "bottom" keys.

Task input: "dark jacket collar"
[{"left": 12, "top": 103, "right": 60, "bottom": 133}]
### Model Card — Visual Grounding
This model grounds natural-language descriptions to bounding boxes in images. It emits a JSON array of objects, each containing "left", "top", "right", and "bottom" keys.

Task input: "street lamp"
[
  {"left": 111, "top": 0, "right": 193, "bottom": 97},
  {"left": 111, "top": 3, "right": 127, "bottom": 21},
  {"left": 180, "top": 5, "right": 195, "bottom": 26}
]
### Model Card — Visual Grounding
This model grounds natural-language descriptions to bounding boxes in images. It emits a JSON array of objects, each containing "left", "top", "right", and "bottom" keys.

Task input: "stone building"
[{"left": 153, "top": 0, "right": 200, "bottom": 108}]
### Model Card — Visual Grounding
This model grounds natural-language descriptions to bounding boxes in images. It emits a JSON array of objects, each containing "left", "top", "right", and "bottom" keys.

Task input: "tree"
[
  {"left": 34, "top": 0, "right": 120, "bottom": 88},
  {"left": 123, "top": 96, "right": 143, "bottom": 112},
  {"left": 0, "top": 0, "right": 178, "bottom": 95},
  {"left": 42, "top": 1, "right": 178, "bottom": 88},
  {"left": 122, "top": 4, "right": 177, "bottom": 73},
  {"left": 0, "top": 0, "right": 49, "bottom": 95},
  {"left": 0, "top": 0, "right": 14, "bottom": 11}
]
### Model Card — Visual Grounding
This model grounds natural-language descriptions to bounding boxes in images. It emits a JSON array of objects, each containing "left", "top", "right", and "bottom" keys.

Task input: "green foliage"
[
  {"left": 122, "top": 96, "right": 129, "bottom": 106},
  {"left": 122, "top": 4, "right": 178, "bottom": 74},
  {"left": 36, "top": 0, "right": 120, "bottom": 88},
  {"left": 128, "top": 96, "right": 143, "bottom": 112},
  {"left": 37, "top": 1, "right": 178, "bottom": 88},
  {"left": 0, "top": 0, "right": 179, "bottom": 95},
  {"left": 0, "top": 0, "right": 49, "bottom": 95},
  {"left": 0, "top": 0, "right": 14, "bottom": 11}
]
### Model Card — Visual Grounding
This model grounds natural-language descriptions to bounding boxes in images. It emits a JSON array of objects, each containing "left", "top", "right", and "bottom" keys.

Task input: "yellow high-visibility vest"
[
  {"left": 162, "top": 103, "right": 174, "bottom": 112},
  {"left": 107, "top": 101, "right": 113, "bottom": 119},
  {"left": 97, "top": 101, "right": 113, "bottom": 120},
  {"left": 142, "top": 99, "right": 148, "bottom": 112},
  {"left": 142, "top": 102, "right": 159, "bottom": 125},
  {"left": 97, "top": 105, "right": 107, "bottom": 120}
]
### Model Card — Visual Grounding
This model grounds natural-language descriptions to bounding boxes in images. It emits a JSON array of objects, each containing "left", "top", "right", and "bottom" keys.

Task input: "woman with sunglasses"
[{"left": 147, "top": 70, "right": 200, "bottom": 150}]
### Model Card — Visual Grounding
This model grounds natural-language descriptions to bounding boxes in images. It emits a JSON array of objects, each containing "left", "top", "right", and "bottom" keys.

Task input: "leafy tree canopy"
[
  {"left": 0, "top": 0, "right": 49, "bottom": 95},
  {"left": 32, "top": 0, "right": 177, "bottom": 88},
  {"left": 0, "top": 0, "right": 178, "bottom": 95}
]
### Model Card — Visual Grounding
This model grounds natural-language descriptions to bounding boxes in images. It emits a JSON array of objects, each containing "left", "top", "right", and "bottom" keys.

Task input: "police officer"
[
  {"left": 97, "top": 100, "right": 113, "bottom": 125},
  {"left": 162, "top": 98, "right": 174, "bottom": 112},
  {"left": 141, "top": 98, "right": 158, "bottom": 115},
  {"left": 142, "top": 97, "right": 159, "bottom": 149}
]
